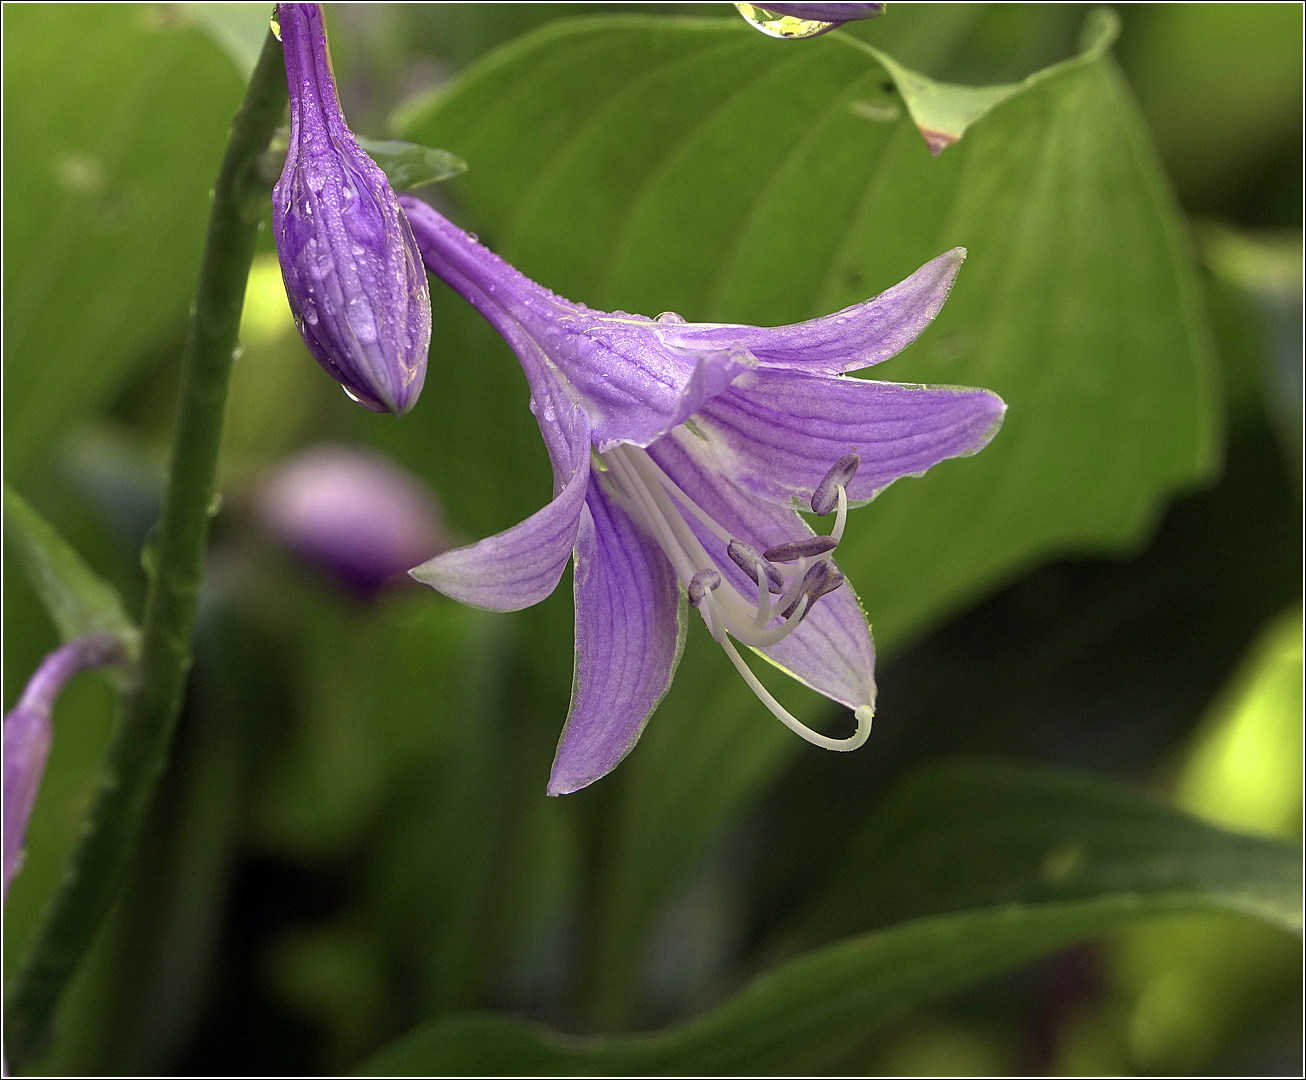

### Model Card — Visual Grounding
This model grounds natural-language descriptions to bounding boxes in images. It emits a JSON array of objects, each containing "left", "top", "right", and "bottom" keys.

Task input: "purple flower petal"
[
  {"left": 548, "top": 480, "right": 686, "bottom": 795},
  {"left": 409, "top": 402, "right": 590, "bottom": 610},
  {"left": 665, "top": 248, "right": 966, "bottom": 375},
  {"left": 400, "top": 195, "right": 756, "bottom": 451},
  {"left": 692, "top": 368, "right": 1007, "bottom": 509}
]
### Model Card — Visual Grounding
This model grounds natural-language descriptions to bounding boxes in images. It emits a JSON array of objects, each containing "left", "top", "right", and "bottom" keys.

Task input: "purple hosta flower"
[
  {"left": 400, "top": 197, "right": 1005, "bottom": 795},
  {"left": 272, "top": 3, "right": 431, "bottom": 416},
  {"left": 256, "top": 444, "right": 447, "bottom": 598},
  {"left": 4, "top": 635, "right": 126, "bottom": 901},
  {"left": 734, "top": 2, "right": 885, "bottom": 38}
]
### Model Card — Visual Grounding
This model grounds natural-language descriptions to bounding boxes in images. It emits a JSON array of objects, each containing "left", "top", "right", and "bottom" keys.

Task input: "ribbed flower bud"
[{"left": 272, "top": 3, "right": 431, "bottom": 416}]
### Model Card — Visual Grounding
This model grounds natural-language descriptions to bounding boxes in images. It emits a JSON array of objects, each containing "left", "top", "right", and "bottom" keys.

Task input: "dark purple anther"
[
  {"left": 687, "top": 568, "right": 722, "bottom": 608},
  {"left": 781, "top": 560, "right": 845, "bottom": 620},
  {"left": 272, "top": 3, "right": 431, "bottom": 416},
  {"left": 763, "top": 535, "right": 838, "bottom": 563},
  {"left": 727, "top": 539, "right": 785, "bottom": 594},
  {"left": 811, "top": 454, "right": 861, "bottom": 516},
  {"left": 4, "top": 634, "right": 126, "bottom": 900},
  {"left": 256, "top": 444, "right": 447, "bottom": 598}
]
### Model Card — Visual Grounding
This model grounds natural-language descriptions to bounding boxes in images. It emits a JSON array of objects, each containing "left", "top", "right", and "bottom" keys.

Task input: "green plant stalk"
[{"left": 4, "top": 31, "right": 288, "bottom": 1067}]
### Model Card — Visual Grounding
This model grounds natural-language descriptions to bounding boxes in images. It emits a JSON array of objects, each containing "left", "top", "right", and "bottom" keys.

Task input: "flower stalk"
[{"left": 3, "top": 31, "right": 289, "bottom": 1067}]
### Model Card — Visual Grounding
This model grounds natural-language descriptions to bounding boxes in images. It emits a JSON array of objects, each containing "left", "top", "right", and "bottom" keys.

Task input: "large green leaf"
[
  {"left": 2, "top": 4, "right": 245, "bottom": 478},
  {"left": 2, "top": 482, "right": 138, "bottom": 654},
  {"left": 392, "top": 9, "right": 1221, "bottom": 1023},
  {"left": 361, "top": 760, "right": 1297, "bottom": 1075},
  {"left": 801, "top": 758, "right": 1301, "bottom": 943}
]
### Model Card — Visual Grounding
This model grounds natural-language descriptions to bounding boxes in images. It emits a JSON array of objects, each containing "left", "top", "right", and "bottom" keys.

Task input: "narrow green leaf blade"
[
  {"left": 361, "top": 762, "right": 1298, "bottom": 1075},
  {"left": 803, "top": 758, "right": 1302, "bottom": 943},
  {"left": 3, "top": 482, "right": 139, "bottom": 654}
]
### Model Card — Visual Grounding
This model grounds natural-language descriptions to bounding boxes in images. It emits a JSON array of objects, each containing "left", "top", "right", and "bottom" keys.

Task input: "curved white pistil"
[{"left": 600, "top": 444, "right": 871, "bottom": 752}]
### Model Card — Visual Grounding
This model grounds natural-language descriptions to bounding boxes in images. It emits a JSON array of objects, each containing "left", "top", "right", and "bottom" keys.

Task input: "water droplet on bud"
[{"left": 733, "top": 3, "right": 838, "bottom": 39}]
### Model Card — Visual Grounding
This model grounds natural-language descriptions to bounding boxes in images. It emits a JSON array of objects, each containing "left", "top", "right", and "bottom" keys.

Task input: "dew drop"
[
  {"left": 733, "top": 3, "right": 838, "bottom": 39},
  {"left": 231, "top": 342, "right": 245, "bottom": 362},
  {"left": 270, "top": 11, "right": 281, "bottom": 40},
  {"left": 655, "top": 311, "right": 687, "bottom": 324},
  {"left": 343, "top": 386, "right": 362, "bottom": 404}
]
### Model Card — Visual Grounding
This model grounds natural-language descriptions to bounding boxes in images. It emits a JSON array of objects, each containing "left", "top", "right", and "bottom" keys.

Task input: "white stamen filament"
[{"left": 601, "top": 444, "right": 872, "bottom": 751}]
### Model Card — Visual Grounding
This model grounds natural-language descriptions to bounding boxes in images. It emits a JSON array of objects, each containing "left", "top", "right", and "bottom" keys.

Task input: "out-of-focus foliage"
[
  {"left": 2, "top": 4, "right": 244, "bottom": 479},
  {"left": 2, "top": 4, "right": 1300, "bottom": 1077}
]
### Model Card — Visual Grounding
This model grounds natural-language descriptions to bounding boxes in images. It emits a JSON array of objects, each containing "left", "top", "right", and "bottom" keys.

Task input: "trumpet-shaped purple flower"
[
  {"left": 400, "top": 196, "right": 1005, "bottom": 795},
  {"left": 4, "top": 635, "right": 126, "bottom": 901},
  {"left": 272, "top": 3, "right": 431, "bottom": 416}
]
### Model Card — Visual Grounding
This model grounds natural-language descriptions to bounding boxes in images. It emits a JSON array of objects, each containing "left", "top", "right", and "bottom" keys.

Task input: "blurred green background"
[{"left": 3, "top": 3, "right": 1300, "bottom": 1075}]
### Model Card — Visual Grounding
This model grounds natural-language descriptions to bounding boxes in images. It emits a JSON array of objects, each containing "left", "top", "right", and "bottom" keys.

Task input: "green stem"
[{"left": 4, "top": 31, "right": 288, "bottom": 1067}]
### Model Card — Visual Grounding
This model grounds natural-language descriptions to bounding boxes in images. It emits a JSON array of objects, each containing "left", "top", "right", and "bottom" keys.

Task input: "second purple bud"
[{"left": 272, "top": 3, "right": 431, "bottom": 416}]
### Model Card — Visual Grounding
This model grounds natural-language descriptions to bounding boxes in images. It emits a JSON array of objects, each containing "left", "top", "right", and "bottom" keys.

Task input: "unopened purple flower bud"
[
  {"left": 272, "top": 3, "right": 431, "bottom": 416},
  {"left": 4, "top": 635, "right": 125, "bottom": 901},
  {"left": 255, "top": 444, "right": 448, "bottom": 597}
]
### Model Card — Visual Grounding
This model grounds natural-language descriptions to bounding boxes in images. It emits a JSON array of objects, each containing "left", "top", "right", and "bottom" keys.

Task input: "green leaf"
[
  {"left": 802, "top": 758, "right": 1302, "bottom": 944},
  {"left": 183, "top": 2, "right": 272, "bottom": 79},
  {"left": 361, "top": 761, "right": 1298, "bottom": 1075},
  {"left": 2, "top": 482, "right": 138, "bottom": 656},
  {"left": 354, "top": 136, "right": 468, "bottom": 192},
  {"left": 392, "top": 8, "right": 1222, "bottom": 1024},
  {"left": 2, "top": 5, "right": 245, "bottom": 479},
  {"left": 852, "top": 8, "right": 1120, "bottom": 155}
]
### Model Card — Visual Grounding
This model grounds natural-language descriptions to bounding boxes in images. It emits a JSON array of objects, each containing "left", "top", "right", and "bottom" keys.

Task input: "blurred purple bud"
[
  {"left": 4, "top": 635, "right": 125, "bottom": 901},
  {"left": 272, "top": 3, "right": 432, "bottom": 416},
  {"left": 256, "top": 444, "right": 447, "bottom": 597}
]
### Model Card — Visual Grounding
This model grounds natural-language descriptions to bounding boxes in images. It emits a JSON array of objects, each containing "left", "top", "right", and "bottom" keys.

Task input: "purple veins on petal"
[
  {"left": 4, "top": 635, "right": 126, "bottom": 901},
  {"left": 547, "top": 479, "right": 685, "bottom": 796},
  {"left": 398, "top": 198, "right": 1003, "bottom": 792},
  {"left": 272, "top": 3, "right": 431, "bottom": 416}
]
